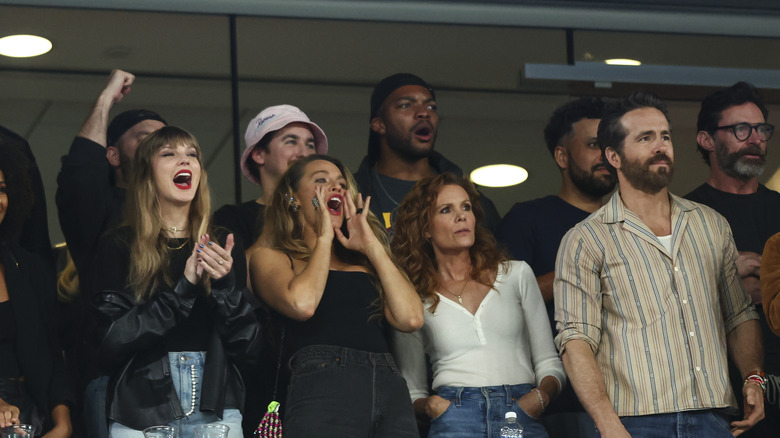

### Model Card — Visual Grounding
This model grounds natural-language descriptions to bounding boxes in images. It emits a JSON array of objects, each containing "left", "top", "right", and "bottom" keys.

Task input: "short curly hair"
[
  {"left": 0, "top": 139, "right": 34, "bottom": 242},
  {"left": 544, "top": 97, "right": 606, "bottom": 160}
]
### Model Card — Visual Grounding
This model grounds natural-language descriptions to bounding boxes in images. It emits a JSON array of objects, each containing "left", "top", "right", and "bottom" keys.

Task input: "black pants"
[{"left": 285, "top": 345, "right": 419, "bottom": 438}]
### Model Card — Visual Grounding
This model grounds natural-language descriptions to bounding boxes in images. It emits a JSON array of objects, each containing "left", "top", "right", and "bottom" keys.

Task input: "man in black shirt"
[
  {"left": 354, "top": 73, "right": 500, "bottom": 234},
  {"left": 497, "top": 97, "right": 614, "bottom": 438},
  {"left": 685, "top": 82, "right": 778, "bottom": 437}
]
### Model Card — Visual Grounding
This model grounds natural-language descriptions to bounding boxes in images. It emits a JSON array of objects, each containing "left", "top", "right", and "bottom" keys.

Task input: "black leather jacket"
[{"left": 91, "top": 229, "right": 261, "bottom": 430}]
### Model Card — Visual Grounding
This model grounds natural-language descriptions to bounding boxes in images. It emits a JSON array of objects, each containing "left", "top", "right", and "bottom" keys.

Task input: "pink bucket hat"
[{"left": 241, "top": 104, "right": 328, "bottom": 185}]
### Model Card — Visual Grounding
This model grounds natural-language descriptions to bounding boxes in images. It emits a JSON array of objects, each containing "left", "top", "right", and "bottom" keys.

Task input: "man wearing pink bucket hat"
[
  {"left": 214, "top": 104, "right": 328, "bottom": 263},
  {"left": 212, "top": 105, "right": 327, "bottom": 436}
]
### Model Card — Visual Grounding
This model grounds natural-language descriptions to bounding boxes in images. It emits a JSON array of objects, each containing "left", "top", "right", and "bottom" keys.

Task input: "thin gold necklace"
[
  {"left": 166, "top": 237, "right": 190, "bottom": 251},
  {"left": 162, "top": 226, "right": 188, "bottom": 237},
  {"left": 440, "top": 279, "right": 469, "bottom": 305}
]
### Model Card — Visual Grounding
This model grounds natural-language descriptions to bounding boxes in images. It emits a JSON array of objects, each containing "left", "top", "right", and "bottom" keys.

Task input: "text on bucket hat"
[{"left": 241, "top": 104, "right": 328, "bottom": 186}]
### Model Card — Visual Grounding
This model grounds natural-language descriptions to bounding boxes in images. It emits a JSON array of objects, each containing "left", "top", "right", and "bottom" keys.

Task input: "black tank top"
[{"left": 287, "top": 270, "right": 388, "bottom": 354}]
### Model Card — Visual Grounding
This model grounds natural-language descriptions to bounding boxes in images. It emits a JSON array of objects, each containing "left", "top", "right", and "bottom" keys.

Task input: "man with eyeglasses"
[{"left": 686, "top": 81, "right": 779, "bottom": 438}]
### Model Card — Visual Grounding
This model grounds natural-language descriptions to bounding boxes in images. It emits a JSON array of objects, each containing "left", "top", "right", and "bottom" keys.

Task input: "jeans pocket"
[
  {"left": 515, "top": 400, "right": 541, "bottom": 421},
  {"left": 430, "top": 400, "right": 455, "bottom": 423},
  {"left": 290, "top": 357, "right": 339, "bottom": 381},
  {"left": 708, "top": 412, "right": 733, "bottom": 434}
]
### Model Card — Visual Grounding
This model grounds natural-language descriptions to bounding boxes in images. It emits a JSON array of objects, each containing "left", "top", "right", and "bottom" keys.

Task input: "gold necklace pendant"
[
  {"left": 442, "top": 279, "right": 469, "bottom": 305},
  {"left": 163, "top": 226, "right": 188, "bottom": 237}
]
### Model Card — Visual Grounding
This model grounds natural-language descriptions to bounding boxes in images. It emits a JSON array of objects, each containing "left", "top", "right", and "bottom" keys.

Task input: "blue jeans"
[
  {"left": 595, "top": 410, "right": 732, "bottom": 438},
  {"left": 285, "top": 345, "right": 418, "bottom": 437},
  {"left": 109, "top": 352, "right": 242, "bottom": 438},
  {"left": 84, "top": 375, "right": 110, "bottom": 438},
  {"left": 429, "top": 384, "right": 549, "bottom": 438}
]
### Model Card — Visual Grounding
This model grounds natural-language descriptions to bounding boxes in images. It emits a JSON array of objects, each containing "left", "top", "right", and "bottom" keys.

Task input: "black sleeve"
[
  {"left": 209, "top": 277, "right": 262, "bottom": 367},
  {"left": 90, "top": 235, "right": 199, "bottom": 370},
  {"left": 478, "top": 192, "right": 502, "bottom": 235},
  {"left": 56, "top": 137, "right": 121, "bottom": 280},
  {"left": 212, "top": 206, "right": 248, "bottom": 289},
  {"left": 20, "top": 249, "right": 76, "bottom": 412},
  {"left": 496, "top": 203, "right": 535, "bottom": 263}
]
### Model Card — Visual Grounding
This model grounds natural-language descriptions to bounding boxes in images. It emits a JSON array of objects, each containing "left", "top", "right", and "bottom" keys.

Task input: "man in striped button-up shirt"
[{"left": 554, "top": 91, "right": 765, "bottom": 438}]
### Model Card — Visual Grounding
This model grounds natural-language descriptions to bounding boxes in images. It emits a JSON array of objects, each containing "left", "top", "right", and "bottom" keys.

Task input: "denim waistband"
[
  {"left": 290, "top": 345, "right": 395, "bottom": 370},
  {"left": 437, "top": 383, "right": 534, "bottom": 407},
  {"left": 168, "top": 351, "right": 206, "bottom": 367}
]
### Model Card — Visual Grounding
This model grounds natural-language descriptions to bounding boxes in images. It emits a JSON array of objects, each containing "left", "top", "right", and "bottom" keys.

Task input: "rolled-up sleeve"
[
  {"left": 554, "top": 226, "right": 603, "bottom": 355},
  {"left": 717, "top": 217, "right": 759, "bottom": 333}
]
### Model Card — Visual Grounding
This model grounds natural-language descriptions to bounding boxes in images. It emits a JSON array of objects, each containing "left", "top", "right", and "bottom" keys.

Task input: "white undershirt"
[{"left": 657, "top": 234, "right": 673, "bottom": 254}]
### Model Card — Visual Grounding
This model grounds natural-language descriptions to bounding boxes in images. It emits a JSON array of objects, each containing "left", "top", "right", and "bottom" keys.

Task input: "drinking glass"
[
  {"left": 193, "top": 423, "right": 229, "bottom": 438},
  {"left": 143, "top": 425, "right": 177, "bottom": 438},
  {"left": 0, "top": 424, "right": 34, "bottom": 438}
]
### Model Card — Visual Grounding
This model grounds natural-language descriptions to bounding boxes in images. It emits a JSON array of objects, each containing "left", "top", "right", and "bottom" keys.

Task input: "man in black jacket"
[{"left": 354, "top": 73, "right": 500, "bottom": 235}]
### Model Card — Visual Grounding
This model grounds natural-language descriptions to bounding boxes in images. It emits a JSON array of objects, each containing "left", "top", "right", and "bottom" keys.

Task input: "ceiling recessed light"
[
  {"left": 605, "top": 58, "right": 641, "bottom": 66},
  {"left": 470, "top": 164, "right": 528, "bottom": 188},
  {"left": 0, "top": 34, "right": 52, "bottom": 58}
]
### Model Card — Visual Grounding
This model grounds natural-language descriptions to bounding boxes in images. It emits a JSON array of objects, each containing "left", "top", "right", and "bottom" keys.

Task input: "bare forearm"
[
  {"left": 537, "top": 375, "right": 560, "bottom": 406},
  {"left": 283, "top": 236, "right": 333, "bottom": 317},
  {"left": 77, "top": 93, "right": 113, "bottom": 146},
  {"left": 47, "top": 404, "right": 72, "bottom": 438},
  {"left": 728, "top": 319, "right": 764, "bottom": 377},
  {"left": 537, "top": 271, "right": 555, "bottom": 303},
  {"left": 562, "top": 340, "right": 627, "bottom": 436},
  {"left": 367, "top": 244, "right": 423, "bottom": 332},
  {"left": 76, "top": 69, "right": 135, "bottom": 146}
]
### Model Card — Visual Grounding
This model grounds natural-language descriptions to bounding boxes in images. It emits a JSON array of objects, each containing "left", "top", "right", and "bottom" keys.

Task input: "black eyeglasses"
[{"left": 715, "top": 122, "right": 775, "bottom": 141}]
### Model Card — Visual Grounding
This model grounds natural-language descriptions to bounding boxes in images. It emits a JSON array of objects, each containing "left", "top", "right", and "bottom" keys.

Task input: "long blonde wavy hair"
[
  {"left": 123, "top": 126, "right": 211, "bottom": 301},
  {"left": 263, "top": 154, "right": 402, "bottom": 312}
]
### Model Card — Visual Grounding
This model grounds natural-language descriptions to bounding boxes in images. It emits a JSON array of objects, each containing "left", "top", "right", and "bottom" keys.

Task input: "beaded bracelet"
[
  {"left": 745, "top": 375, "right": 767, "bottom": 394},
  {"left": 534, "top": 387, "right": 546, "bottom": 411},
  {"left": 743, "top": 369, "right": 767, "bottom": 394}
]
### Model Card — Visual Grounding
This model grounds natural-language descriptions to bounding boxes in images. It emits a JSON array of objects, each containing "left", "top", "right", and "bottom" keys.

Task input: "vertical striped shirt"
[{"left": 554, "top": 192, "right": 757, "bottom": 417}]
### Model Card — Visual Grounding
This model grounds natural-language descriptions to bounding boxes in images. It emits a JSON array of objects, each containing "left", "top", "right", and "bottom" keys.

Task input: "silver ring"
[{"left": 218, "top": 259, "right": 224, "bottom": 265}]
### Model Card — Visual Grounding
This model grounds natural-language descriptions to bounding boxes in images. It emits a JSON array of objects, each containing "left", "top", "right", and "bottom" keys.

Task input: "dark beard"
[
  {"left": 568, "top": 154, "right": 616, "bottom": 198},
  {"left": 117, "top": 148, "right": 134, "bottom": 186},
  {"left": 386, "top": 134, "right": 433, "bottom": 162},
  {"left": 384, "top": 121, "right": 436, "bottom": 162},
  {"left": 716, "top": 141, "right": 766, "bottom": 181},
  {"left": 620, "top": 153, "right": 674, "bottom": 194}
]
